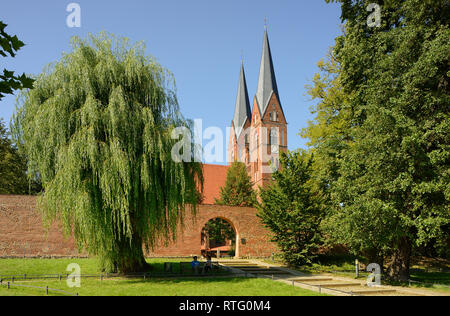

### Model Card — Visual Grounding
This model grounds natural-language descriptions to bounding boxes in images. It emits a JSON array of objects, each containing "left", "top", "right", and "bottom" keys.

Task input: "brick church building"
[
  {"left": 228, "top": 26, "right": 288, "bottom": 191},
  {"left": 0, "top": 28, "right": 286, "bottom": 259}
]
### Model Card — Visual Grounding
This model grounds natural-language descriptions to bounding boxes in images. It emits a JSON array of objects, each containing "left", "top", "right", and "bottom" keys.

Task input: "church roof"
[
  {"left": 232, "top": 63, "right": 251, "bottom": 138},
  {"left": 255, "top": 28, "right": 280, "bottom": 116}
]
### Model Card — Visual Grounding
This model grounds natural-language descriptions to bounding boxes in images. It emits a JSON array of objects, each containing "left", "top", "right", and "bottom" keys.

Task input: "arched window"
[
  {"left": 270, "top": 128, "right": 279, "bottom": 154},
  {"left": 270, "top": 128, "right": 278, "bottom": 146}
]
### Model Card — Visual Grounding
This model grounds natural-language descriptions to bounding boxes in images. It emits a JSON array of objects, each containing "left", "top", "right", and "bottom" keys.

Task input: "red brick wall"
[
  {"left": 201, "top": 164, "right": 229, "bottom": 205},
  {"left": 0, "top": 195, "right": 79, "bottom": 257},
  {"left": 0, "top": 195, "right": 278, "bottom": 258}
]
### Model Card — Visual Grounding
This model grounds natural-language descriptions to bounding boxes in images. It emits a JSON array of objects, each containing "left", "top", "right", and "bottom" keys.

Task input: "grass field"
[{"left": 0, "top": 258, "right": 326, "bottom": 296}]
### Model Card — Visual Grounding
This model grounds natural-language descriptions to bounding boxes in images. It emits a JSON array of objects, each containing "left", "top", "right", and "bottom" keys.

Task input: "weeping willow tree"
[{"left": 11, "top": 33, "right": 203, "bottom": 273}]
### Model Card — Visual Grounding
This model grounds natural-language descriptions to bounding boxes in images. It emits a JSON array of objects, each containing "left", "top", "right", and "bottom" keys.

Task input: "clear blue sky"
[{"left": 1, "top": 0, "right": 342, "bottom": 159}]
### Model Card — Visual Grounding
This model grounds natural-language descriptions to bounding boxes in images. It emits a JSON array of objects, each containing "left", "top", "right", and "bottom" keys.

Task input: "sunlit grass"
[{"left": 0, "top": 258, "right": 326, "bottom": 296}]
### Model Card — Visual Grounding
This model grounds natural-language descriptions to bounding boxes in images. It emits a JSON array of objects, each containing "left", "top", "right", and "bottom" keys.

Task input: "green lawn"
[{"left": 0, "top": 258, "right": 326, "bottom": 296}]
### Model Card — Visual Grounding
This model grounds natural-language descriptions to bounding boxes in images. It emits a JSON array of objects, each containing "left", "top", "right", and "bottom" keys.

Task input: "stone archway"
[{"left": 200, "top": 216, "right": 240, "bottom": 259}]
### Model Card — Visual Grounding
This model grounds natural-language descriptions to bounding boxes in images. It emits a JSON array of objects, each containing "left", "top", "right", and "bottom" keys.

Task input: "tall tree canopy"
[
  {"left": 301, "top": 49, "right": 351, "bottom": 215},
  {"left": 11, "top": 33, "right": 203, "bottom": 273},
  {"left": 0, "top": 118, "right": 28, "bottom": 194},
  {"left": 317, "top": 0, "right": 450, "bottom": 281},
  {"left": 0, "top": 21, "right": 34, "bottom": 100},
  {"left": 258, "top": 151, "right": 323, "bottom": 266},
  {"left": 215, "top": 161, "right": 257, "bottom": 207}
]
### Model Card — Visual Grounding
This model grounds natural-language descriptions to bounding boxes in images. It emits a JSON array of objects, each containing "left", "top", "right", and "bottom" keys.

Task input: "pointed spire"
[
  {"left": 233, "top": 62, "right": 251, "bottom": 138},
  {"left": 255, "top": 27, "right": 280, "bottom": 116}
]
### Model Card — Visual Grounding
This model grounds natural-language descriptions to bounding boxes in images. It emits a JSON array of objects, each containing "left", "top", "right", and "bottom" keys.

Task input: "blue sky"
[{"left": 1, "top": 0, "right": 342, "bottom": 160}]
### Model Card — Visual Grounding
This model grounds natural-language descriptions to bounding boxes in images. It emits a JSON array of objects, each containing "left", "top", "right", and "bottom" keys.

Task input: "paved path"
[{"left": 217, "top": 259, "right": 448, "bottom": 296}]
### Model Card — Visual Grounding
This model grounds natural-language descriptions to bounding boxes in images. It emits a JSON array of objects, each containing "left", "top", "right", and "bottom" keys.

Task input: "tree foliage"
[
  {"left": 202, "top": 218, "right": 235, "bottom": 245},
  {"left": 311, "top": 0, "right": 450, "bottom": 281},
  {"left": 257, "top": 151, "right": 323, "bottom": 266},
  {"left": 215, "top": 161, "right": 257, "bottom": 207},
  {"left": 11, "top": 33, "right": 203, "bottom": 273},
  {"left": 0, "top": 118, "right": 28, "bottom": 194},
  {"left": 0, "top": 21, "right": 34, "bottom": 100},
  {"left": 301, "top": 49, "right": 352, "bottom": 214}
]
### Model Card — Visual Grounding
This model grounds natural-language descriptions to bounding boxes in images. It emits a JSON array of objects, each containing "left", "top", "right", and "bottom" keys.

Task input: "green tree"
[
  {"left": 301, "top": 49, "right": 352, "bottom": 216},
  {"left": 0, "top": 21, "right": 34, "bottom": 100},
  {"left": 322, "top": 0, "right": 450, "bottom": 281},
  {"left": 0, "top": 118, "right": 28, "bottom": 194},
  {"left": 257, "top": 151, "right": 323, "bottom": 266},
  {"left": 11, "top": 33, "right": 203, "bottom": 273},
  {"left": 202, "top": 218, "right": 235, "bottom": 245},
  {"left": 303, "top": 48, "right": 386, "bottom": 264},
  {"left": 215, "top": 161, "right": 257, "bottom": 207}
]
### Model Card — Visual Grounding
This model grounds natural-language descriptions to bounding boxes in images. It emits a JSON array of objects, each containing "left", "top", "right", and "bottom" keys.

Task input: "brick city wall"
[
  {"left": 0, "top": 195, "right": 277, "bottom": 258},
  {"left": 0, "top": 195, "right": 80, "bottom": 257}
]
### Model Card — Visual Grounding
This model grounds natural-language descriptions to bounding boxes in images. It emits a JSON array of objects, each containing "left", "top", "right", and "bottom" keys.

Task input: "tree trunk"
[
  {"left": 386, "top": 237, "right": 412, "bottom": 282},
  {"left": 116, "top": 231, "right": 152, "bottom": 274},
  {"left": 364, "top": 248, "right": 384, "bottom": 274},
  {"left": 101, "top": 230, "right": 152, "bottom": 274}
]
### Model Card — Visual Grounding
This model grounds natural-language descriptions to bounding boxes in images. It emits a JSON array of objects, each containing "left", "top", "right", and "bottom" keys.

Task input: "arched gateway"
[{"left": 149, "top": 204, "right": 277, "bottom": 258}]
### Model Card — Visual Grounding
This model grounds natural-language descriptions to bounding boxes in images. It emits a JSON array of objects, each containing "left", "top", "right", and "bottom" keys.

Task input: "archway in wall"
[{"left": 201, "top": 217, "right": 239, "bottom": 259}]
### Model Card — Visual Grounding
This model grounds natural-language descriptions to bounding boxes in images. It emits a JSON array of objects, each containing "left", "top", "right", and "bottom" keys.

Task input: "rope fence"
[
  {"left": 0, "top": 279, "right": 78, "bottom": 296},
  {"left": 0, "top": 264, "right": 256, "bottom": 286}
]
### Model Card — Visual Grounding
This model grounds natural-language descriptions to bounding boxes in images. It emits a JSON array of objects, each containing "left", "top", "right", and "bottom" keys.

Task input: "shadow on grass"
[{"left": 121, "top": 276, "right": 254, "bottom": 286}]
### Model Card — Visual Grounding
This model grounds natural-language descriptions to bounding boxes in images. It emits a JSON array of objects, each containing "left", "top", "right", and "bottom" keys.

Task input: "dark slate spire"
[
  {"left": 233, "top": 62, "right": 251, "bottom": 138},
  {"left": 255, "top": 27, "right": 280, "bottom": 116}
]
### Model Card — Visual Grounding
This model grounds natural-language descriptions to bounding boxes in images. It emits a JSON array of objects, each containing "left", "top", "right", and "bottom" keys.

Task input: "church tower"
[
  {"left": 228, "top": 62, "right": 252, "bottom": 165},
  {"left": 249, "top": 26, "right": 287, "bottom": 189},
  {"left": 228, "top": 27, "right": 287, "bottom": 191}
]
